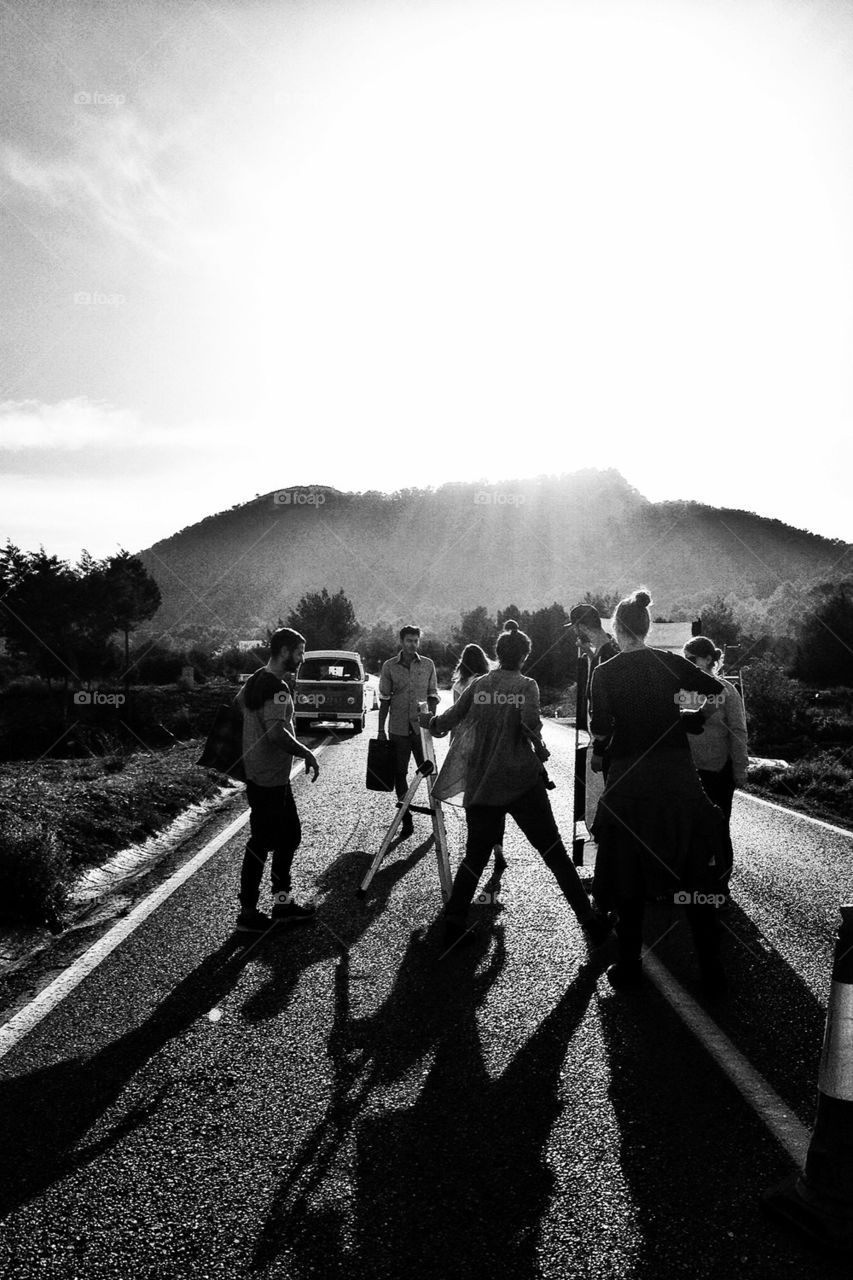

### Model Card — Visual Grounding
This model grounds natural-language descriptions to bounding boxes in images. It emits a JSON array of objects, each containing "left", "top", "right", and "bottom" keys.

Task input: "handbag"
[
  {"left": 365, "top": 736, "right": 397, "bottom": 791},
  {"left": 197, "top": 702, "right": 247, "bottom": 782}
]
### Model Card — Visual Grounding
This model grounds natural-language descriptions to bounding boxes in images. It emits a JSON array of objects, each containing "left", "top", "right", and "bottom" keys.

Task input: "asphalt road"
[{"left": 0, "top": 703, "right": 851, "bottom": 1280}]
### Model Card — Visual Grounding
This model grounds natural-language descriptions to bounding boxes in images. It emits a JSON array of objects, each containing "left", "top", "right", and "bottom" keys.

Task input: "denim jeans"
[
  {"left": 241, "top": 781, "right": 302, "bottom": 908},
  {"left": 390, "top": 728, "right": 425, "bottom": 801},
  {"left": 444, "top": 779, "right": 593, "bottom": 925}
]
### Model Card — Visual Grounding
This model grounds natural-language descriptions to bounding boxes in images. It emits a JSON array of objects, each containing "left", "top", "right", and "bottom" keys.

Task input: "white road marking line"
[
  {"left": 740, "top": 791, "right": 853, "bottom": 839},
  {"left": 641, "top": 950, "right": 812, "bottom": 1166},
  {"left": 0, "top": 745, "right": 330, "bottom": 1063}
]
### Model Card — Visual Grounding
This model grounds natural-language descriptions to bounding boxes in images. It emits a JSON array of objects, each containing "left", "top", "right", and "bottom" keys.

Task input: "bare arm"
[
  {"left": 426, "top": 660, "right": 439, "bottom": 715},
  {"left": 426, "top": 683, "right": 473, "bottom": 738},
  {"left": 377, "top": 661, "right": 392, "bottom": 737},
  {"left": 268, "top": 720, "right": 319, "bottom": 781}
]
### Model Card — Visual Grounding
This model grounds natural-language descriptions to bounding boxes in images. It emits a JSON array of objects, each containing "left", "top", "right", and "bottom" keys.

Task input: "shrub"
[
  {"left": 750, "top": 751, "right": 853, "bottom": 824},
  {"left": 742, "top": 658, "right": 810, "bottom": 756},
  {"left": 0, "top": 819, "right": 70, "bottom": 928}
]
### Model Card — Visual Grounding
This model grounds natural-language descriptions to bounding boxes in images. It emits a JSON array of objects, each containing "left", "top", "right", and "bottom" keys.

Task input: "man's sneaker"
[
  {"left": 271, "top": 892, "right": 317, "bottom": 925},
  {"left": 236, "top": 908, "right": 273, "bottom": 934}
]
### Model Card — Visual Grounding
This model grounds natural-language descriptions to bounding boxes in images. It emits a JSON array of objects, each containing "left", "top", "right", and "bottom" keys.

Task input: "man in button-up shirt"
[{"left": 377, "top": 625, "right": 439, "bottom": 836}]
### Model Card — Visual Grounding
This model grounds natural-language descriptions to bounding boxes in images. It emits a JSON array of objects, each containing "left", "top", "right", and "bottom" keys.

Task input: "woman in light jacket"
[
  {"left": 451, "top": 644, "right": 506, "bottom": 870},
  {"left": 682, "top": 636, "right": 748, "bottom": 899},
  {"left": 422, "top": 621, "right": 611, "bottom": 951}
]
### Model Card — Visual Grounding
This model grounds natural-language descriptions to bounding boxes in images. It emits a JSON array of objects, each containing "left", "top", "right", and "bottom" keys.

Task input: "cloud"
[
  {"left": 0, "top": 399, "right": 249, "bottom": 560},
  {"left": 0, "top": 398, "right": 209, "bottom": 455},
  {"left": 1, "top": 108, "right": 191, "bottom": 260}
]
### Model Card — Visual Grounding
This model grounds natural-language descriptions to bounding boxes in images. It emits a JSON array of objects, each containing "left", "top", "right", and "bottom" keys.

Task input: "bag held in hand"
[
  {"left": 198, "top": 703, "right": 247, "bottom": 782},
  {"left": 366, "top": 737, "right": 397, "bottom": 791}
]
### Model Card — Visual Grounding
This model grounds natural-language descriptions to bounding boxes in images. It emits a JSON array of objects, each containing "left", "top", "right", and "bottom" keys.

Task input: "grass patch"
[
  {"left": 0, "top": 742, "right": 231, "bottom": 928},
  {"left": 747, "top": 751, "right": 853, "bottom": 828}
]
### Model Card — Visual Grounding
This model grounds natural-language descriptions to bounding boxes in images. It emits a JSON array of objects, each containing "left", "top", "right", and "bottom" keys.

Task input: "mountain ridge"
[{"left": 136, "top": 470, "right": 850, "bottom": 638}]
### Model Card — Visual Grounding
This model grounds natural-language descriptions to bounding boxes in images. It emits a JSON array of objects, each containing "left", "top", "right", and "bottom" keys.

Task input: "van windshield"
[{"left": 299, "top": 659, "right": 361, "bottom": 682}]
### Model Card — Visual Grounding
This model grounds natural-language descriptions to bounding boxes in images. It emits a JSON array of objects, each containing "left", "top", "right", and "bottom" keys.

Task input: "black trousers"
[
  {"left": 614, "top": 896, "right": 721, "bottom": 971},
  {"left": 445, "top": 780, "right": 592, "bottom": 925},
  {"left": 390, "top": 728, "right": 425, "bottom": 801},
  {"left": 241, "top": 781, "right": 302, "bottom": 907},
  {"left": 697, "top": 758, "right": 735, "bottom": 886}
]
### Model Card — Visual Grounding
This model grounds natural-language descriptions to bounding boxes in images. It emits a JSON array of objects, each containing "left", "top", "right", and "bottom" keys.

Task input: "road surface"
[{"left": 0, "top": 701, "right": 851, "bottom": 1279}]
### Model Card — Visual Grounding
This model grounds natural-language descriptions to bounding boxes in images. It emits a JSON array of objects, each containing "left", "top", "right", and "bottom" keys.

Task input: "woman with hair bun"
[
  {"left": 422, "top": 620, "right": 611, "bottom": 952},
  {"left": 682, "top": 636, "right": 748, "bottom": 898},
  {"left": 589, "top": 589, "right": 730, "bottom": 993}
]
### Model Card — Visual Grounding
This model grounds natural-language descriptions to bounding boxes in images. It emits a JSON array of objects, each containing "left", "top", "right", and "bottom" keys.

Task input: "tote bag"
[
  {"left": 366, "top": 737, "right": 397, "bottom": 791},
  {"left": 198, "top": 703, "right": 247, "bottom": 782}
]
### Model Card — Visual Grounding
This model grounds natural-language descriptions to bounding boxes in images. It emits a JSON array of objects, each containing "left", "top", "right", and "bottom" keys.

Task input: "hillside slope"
[{"left": 137, "top": 471, "right": 849, "bottom": 637}]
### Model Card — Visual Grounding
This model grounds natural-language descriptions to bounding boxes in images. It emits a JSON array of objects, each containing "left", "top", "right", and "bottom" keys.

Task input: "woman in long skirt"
[{"left": 590, "top": 591, "right": 730, "bottom": 993}]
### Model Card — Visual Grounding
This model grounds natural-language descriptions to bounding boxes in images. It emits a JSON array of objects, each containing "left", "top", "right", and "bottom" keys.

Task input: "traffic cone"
[{"left": 764, "top": 903, "right": 853, "bottom": 1253}]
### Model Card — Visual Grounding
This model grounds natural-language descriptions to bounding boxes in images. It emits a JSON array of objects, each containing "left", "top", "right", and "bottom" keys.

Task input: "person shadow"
[
  {"left": 239, "top": 825, "right": 436, "bottom": 1025},
  {"left": 596, "top": 897, "right": 849, "bottom": 1279},
  {"left": 0, "top": 936, "right": 255, "bottom": 1224},
  {"left": 251, "top": 923, "right": 609, "bottom": 1278}
]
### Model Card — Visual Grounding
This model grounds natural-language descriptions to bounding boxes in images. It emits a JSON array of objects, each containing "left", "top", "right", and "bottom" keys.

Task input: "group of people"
[{"left": 232, "top": 595, "right": 748, "bottom": 995}]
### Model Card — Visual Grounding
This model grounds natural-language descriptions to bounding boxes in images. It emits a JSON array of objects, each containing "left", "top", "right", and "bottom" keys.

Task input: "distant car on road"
[{"left": 295, "top": 650, "right": 371, "bottom": 733}]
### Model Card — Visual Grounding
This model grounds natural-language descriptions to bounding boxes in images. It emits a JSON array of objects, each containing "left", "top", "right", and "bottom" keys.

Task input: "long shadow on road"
[
  {"left": 0, "top": 820, "right": 436, "bottom": 1229},
  {"left": 239, "top": 830, "right": 434, "bottom": 1024},
  {"left": 253, "top": 925, "right": 608, "bottom": 1279},
  {"left": 0, "top": 937, "right": 257, "bottom": 1225},
  {"left": 595, "top": 896, "right": 848, "bottom": 1280}
]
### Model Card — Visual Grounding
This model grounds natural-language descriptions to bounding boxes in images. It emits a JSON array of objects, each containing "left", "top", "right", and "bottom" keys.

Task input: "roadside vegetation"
[{"left": 0, "top": 744, "right": 230, "bottom": 930}]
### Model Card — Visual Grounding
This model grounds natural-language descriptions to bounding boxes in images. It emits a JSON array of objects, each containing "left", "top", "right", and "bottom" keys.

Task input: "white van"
[{"left": 294, "top": 650, "right": 370, "bottom": 732}]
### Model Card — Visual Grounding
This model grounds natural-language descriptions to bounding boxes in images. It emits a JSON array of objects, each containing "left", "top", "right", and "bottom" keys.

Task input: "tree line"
[
  {"left": 2, "top": 541, "right": 852, "bottom": 694},
  {"left": 0, "top": 544, "right": 161, "bottom": 687}
]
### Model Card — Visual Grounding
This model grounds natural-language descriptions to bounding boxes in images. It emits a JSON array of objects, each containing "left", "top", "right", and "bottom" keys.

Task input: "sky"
[{"left": 1, "top": 0, "right": 852, "bottom": 562}]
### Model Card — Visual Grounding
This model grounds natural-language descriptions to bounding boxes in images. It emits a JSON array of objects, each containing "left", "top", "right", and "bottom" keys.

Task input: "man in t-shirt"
[
  {"left": 234, "top": 627, "right": 320, "bottom": 933},
  {"left": 377, "top": 625, "right": 439, "bottom": 838}
]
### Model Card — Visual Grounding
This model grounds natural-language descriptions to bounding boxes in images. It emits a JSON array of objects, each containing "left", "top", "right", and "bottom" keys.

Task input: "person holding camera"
[
  {"left": 422, "top": 621, "right": 611, "bottom": 953},
  {"left": 589, "top": 591, "right": 729, "bottom": 993},
  {"left": 566, "top": 603, "right": 620, "bottom": 734}
]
